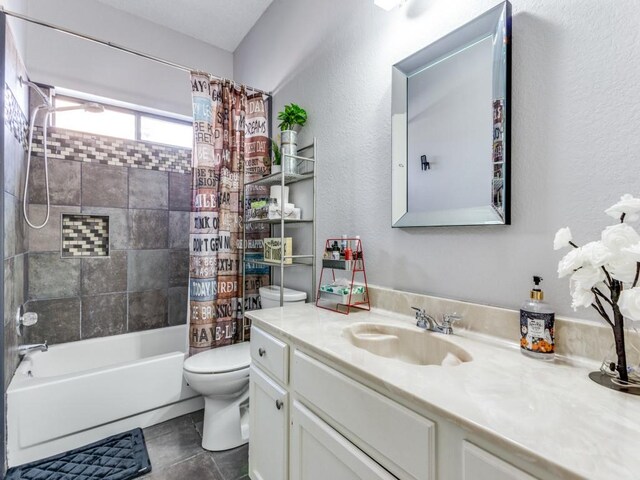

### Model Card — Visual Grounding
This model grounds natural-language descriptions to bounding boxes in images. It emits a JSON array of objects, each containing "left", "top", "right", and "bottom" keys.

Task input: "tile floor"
[{"left": 140, "top": 410, "right": 248, "bottom": 480}]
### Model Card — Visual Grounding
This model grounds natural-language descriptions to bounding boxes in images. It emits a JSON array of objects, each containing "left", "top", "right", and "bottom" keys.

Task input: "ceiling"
[{"left": 94, "top": 0, "right": 273, "bottom": 52}]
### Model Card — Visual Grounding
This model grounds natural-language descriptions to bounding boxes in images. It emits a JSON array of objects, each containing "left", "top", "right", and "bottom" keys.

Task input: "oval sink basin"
[{"left": 343, "top": 323, "right": 472, "bottom": 366}]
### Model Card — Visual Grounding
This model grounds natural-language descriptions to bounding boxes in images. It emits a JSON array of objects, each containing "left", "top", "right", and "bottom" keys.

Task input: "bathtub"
[{"left": 7, "top": 325, "right": 203, "bottom": 467}]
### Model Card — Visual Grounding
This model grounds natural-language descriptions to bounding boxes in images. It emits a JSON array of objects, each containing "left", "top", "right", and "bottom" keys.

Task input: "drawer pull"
[
  {"left": 275, "top": 399, "right": 283, "bottom": 410},
  {"left": 258, "top": 347, "right": 266, "bottom": 357}
]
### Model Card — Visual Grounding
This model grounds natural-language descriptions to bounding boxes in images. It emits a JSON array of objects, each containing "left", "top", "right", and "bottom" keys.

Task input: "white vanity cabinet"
[
  {"left": 249, "top": 328, "right": 290, "bottom": 480},
  {"left": 249, "top": 325, "right": 547, "bottom": 480},
  {"left": 462, "top": 442, "right": 536, "bottom": 480}
]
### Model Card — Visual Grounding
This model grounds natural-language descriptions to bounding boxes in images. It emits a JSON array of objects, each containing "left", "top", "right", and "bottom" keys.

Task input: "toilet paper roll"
[{"left": 270, "top": 186, "right": 289, "bottom": 206}]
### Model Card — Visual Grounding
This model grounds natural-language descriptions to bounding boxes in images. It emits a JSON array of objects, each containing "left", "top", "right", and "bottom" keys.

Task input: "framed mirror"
[{"left": 391, "top": 2, "right": 511, "bottom": 227}]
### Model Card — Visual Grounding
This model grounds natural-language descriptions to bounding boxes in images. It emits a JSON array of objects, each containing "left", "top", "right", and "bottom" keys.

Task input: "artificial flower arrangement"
[{"left": 555, "top": 194, "right": 640, "bottom": 386}]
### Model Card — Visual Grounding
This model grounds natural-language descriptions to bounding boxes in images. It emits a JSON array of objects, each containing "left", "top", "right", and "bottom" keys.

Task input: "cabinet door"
[
  {"left": 291, "top": 401, "right": 398, "bottom": 480},
  {"left": 463, "top": 442, "right": 537, "bottom": 480},
  {"left": 249, "top": 365, "right": 289, "bottom": 480}
]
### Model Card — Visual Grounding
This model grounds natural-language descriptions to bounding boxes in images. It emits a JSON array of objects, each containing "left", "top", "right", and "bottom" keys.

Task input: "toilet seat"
[{"left": 184, "top": 342, "right": 250, "bottom": 374}]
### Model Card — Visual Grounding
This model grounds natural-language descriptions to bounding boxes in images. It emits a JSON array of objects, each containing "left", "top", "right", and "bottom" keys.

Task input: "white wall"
[
  {"left": 234, "top": 0, "right": 640, "bottom": 318},
  {"left": 23, "top": 0, "right": 234, "bottom": 116}
]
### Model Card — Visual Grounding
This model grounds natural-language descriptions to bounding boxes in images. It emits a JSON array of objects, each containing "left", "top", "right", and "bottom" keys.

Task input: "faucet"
[
  {"left": 18, "top": 341, "right": 48, "bottom": 358},
  {"left": 412, "top": 308, "right": 462, "bottom": 335}
]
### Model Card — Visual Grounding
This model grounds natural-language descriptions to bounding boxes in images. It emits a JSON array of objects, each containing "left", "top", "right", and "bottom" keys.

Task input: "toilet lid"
[{"left": 184, "top": 342, "right": 251, "bottom": 374}]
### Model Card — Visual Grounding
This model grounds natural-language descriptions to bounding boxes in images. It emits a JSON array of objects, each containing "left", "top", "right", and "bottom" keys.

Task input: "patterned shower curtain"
[{"left": 189, "top": 73, "right": 270, "bottom": 354}]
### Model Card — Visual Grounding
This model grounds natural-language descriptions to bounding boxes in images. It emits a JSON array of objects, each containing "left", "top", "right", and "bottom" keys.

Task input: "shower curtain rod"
[{"left": 0, "top": 8, "right": 271, "bottom": 96}]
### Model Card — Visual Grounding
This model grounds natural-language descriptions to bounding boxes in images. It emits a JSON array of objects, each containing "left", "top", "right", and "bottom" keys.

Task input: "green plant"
[
  {"left": 277, "top": 103, "right": 307, "bottom": 131},
  {"left": 271, "top": 139, "right": 281, "bottom": 165}
]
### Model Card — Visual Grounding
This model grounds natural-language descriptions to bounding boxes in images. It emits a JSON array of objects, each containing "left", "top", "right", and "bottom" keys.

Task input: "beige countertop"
[{"left": 246, "top": 303, "right": 640, "bottom": 480}]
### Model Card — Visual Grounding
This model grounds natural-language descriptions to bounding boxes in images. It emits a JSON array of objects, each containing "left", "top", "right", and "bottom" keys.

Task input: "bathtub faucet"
[{"left": 18, "top": 341, "right": 48, "bottom": 357}]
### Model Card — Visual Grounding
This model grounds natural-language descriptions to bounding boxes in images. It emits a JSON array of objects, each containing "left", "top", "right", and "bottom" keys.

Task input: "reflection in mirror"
[{"left": 392, "top": 2, "right": 511, "bottom": 227}]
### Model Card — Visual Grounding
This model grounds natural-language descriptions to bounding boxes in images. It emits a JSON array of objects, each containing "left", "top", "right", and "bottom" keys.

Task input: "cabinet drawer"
[
  {"left": 251, "top": 326, "right": 289, "bottom": 385},
  {"left": 292, "top": 350, "right": 434, "bottom": 480},
  {"left": 291, "top": 401, "right": 397, "bottom": 480},
  {"left": 463, "top": 442, "right": 537, "bottom": 480}
]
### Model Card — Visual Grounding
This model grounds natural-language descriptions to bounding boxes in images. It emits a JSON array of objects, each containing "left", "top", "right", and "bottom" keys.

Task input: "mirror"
[{"left": 392, "top": 2, "right": 511, "bottom": 227}]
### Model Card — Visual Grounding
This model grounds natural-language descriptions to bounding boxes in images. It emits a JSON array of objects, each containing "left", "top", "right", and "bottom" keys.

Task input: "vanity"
[{"left": 246, "top": 303, "right": 640, "bottom": 480}]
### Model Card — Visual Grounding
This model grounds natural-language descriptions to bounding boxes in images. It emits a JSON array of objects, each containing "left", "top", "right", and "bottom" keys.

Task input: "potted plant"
[
  {"left": 277, "top": 103, "right": 307, "bottom": 173},
  {"left": 271, "top": 139, "right": 281, "bottom": 174}
]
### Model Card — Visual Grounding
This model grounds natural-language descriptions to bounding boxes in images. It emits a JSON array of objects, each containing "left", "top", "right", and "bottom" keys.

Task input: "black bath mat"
[{"left": 5, "top": 428, "right": 151, "bottom": 480}]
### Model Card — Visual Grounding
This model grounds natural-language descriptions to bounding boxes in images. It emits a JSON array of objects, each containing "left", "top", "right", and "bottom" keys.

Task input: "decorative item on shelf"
[
  {"left": 270, "top": 138, "right": 281, "bottom": 174},
  {"left": 555, "top": 194, "right": 640, "bottom": 395},
  {"left": 277, "top": 103, "right": 307, "bottom": 174},
  {"left": 264, "top": 237, "right": 293, "bottom": 264},
  {"left": 317, "top": 237, "right": 370, "bottom": 314}
]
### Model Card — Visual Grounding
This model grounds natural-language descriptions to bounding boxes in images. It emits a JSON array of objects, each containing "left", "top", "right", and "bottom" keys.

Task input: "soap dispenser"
[{"left": 520, "top": 276, "right": 555, "bottom": 360}]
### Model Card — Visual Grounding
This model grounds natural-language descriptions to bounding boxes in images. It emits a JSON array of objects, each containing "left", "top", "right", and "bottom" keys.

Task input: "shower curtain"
[{"left": 189, "top": 74, "right": 270, "bottom": 354}]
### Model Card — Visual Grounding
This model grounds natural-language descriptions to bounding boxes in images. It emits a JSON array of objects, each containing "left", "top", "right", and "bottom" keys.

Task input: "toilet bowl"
[
  {"left": 183, "top": 342, "right": 251, "bottom": 451},
  {"left": 259, "top": 285, "right": 307, "bottom": 309}
]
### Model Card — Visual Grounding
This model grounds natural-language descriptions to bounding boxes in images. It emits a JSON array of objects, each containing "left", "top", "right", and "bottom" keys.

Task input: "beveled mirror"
[{"left": 391, "top": 2, "right": 511, "bottom": 227}]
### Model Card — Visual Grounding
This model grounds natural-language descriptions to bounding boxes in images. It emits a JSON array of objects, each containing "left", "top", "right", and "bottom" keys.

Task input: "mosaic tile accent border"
[
  {"left": 31, "top": 126, "right": 192, "bottom": 174},
  {"left": 4, "top": 84, "right": 28, "bottom": 148},
  {"left": 61, "top": 214, "right": 110, "bottom": 257}
]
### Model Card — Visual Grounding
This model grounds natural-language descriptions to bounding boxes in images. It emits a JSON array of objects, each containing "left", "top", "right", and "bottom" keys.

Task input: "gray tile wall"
[
  {"left": 3, "top": 24, "right": 29, "bottom": 392},
  {"left": 25, "top": 152, "right": 192, "bottom": 345}
]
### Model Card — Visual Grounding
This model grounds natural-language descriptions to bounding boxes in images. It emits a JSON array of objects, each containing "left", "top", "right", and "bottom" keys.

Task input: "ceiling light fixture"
[{"left": 374, "top": 0, "right": 406, "bottom": 11}]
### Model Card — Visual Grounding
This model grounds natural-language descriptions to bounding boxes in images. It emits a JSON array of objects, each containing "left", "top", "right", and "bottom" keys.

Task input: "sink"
[{"left": 343, "top": 323, "right": 472, "bottom": 366}]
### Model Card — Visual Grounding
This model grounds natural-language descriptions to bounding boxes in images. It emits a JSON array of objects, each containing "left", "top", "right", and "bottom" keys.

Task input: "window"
[
  {"left": 140, "top": 115, "right": 192, "bottom": 148},
  {"left": 53, "top": 95, "right": 192, "bottom": 148}
]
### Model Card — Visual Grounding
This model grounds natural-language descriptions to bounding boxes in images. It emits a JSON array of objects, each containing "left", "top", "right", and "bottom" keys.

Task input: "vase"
[
  {"left": 271, "top": 164, "right": 281, "bottom": 174},
  {"left": 281, "top": 130, "right": 298, "bottom": 174}
]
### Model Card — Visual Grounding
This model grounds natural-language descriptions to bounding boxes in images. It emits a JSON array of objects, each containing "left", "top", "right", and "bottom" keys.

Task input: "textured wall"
[
  {"left": 3, "top": 22, "right": 28, "bottom": 392},
  {"left": 234, "top": 0, "right": 640, "bottom": 318},
  {"left": 24, "top": 130, "right": 191, "bottom": 345},
  {"left": 24, "top": 0, "right": 233, "bottom": 117}
]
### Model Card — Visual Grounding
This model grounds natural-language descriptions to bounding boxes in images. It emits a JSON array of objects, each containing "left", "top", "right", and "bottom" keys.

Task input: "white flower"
[
  {"left": 571, "top": 266, "right": 605, "bottom": 290},
  {"left": 553, "top": 227, "right": 573, "bottom": 250},
  {"left": 558, "top": 248, "right": 584, "bottom": 278},
  {"left": 618, "top": 287, "right": 640, "bottom": 320},
  {"left": 570, "top": 285, "right": 595, "bottom": 310},
  {"left": 605, "top": 194, "right": 640, "bottom": 222},
  {"left": 581, "top": 241, "right": 613, "bottom": 267},
  {"left": 622, "top": 242, "right": 640, "bottom": 263},
  {"left": 606, "top": 255, "right": 638, "bottom": 283},
  {"left": 601, "top": 223, "right": 640, "bottom": 253}
]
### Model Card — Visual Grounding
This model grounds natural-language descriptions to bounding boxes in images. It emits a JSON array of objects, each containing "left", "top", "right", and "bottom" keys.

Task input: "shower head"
[{"left": 49, "top": 102, "right": 105, "bottom": 114}]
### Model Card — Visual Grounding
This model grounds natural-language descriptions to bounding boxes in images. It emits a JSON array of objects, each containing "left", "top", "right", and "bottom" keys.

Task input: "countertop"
[{"left": 246, "top": 303, "right": 640, "bottom": 480}]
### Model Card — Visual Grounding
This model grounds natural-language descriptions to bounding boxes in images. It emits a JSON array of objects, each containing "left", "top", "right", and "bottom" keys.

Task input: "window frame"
[{"left": 53, "top": 94, "right": 193, "bottom": 149}]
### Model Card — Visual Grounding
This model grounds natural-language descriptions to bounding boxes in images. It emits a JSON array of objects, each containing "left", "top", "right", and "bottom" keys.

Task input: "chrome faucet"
[
  {"left": 18, "top": 341, "right": 48, "bottom": 358},
  {"left": 412, "top": 308, "right": 462, "bottom": 335}
]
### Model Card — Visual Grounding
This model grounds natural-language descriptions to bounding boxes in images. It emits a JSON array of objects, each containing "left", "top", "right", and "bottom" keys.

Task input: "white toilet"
[
  {"left": 183, "top": 341, "right": 251, "bottom": 451},
  {"left": 259, "top": 285, "right": 307, "bottom": 308}
]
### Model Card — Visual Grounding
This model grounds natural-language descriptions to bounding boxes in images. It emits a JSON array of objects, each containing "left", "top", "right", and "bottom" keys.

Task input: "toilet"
[
  {"left": 259, "top": 285, "right": 307, "bottom": 309},
  {"left": 183, "top": 341, "right": 251, "bottom": 451}
]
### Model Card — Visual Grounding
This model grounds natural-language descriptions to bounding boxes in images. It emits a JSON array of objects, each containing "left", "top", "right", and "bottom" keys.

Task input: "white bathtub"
[{"left": 7, "top": 325, "right": 203, "bottom": 467}]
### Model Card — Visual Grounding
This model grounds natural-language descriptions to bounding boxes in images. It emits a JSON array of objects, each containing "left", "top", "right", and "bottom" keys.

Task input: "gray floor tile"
[
  {"left": 128, "top": 250, "right": 169, "bottom": 292},
  {"left": 143, "top": 416, "right": 205, "bottom": 472},
  {"left": 28, "top": 205, "right": 81, "bottom": 252},
  {"left": 211, "top": 444, "right": 249, "bottom": 480},
  {"left": 143, "top": 452, "right": 223, "bottom": 480},
  {"left": 168, "top": 287, "right": 188, "bottom": 326},
  {"left": 169, "top": 249, "right": 189, "bottom": 288},
  {"left": 129, "top": 209, "right": 169, "bottom": 249},
  {"left": 28, "top": 158, "right": 81, "bottom": 205},
  {"left": 143, "top": 414, "right": 197, "bottom": 441}
]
